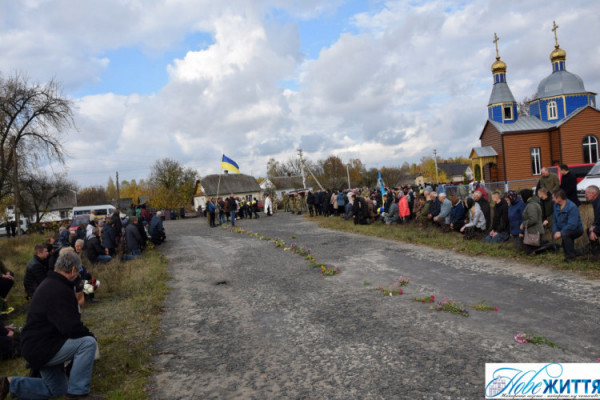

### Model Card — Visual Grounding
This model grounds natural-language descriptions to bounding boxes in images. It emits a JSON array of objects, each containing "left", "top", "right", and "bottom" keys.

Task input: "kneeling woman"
[
  {"left": 460, "top": 197, "right": 486, "bottom": 239},
  {"left": 519, "top": 189, "right": 544, "bottom": 254}
]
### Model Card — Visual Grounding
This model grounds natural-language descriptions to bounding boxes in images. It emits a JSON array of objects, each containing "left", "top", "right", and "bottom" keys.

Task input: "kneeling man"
[{"left": 1, "top": 251, "right": 102, "bottom": 400}]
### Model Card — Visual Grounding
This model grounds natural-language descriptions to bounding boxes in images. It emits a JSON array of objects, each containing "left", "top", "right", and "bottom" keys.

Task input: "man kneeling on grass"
[{"left": 0, "top": 251, "right": 103, "bottom": 400}]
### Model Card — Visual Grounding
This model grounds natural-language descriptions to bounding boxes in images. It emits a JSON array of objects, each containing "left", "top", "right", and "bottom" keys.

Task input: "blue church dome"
[{"left": 536, "top": 70, "right": 586, "bottom": 99}]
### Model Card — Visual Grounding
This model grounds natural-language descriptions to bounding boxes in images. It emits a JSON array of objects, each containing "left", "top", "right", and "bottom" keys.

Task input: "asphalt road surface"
[{"left": 150, "top": 212, "right": 600, "bottom": 400}]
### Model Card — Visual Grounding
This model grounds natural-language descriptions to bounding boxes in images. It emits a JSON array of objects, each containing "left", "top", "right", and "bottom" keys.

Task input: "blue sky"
[{"left": 1, "top": 0, "right": 599, "bottom": 186}]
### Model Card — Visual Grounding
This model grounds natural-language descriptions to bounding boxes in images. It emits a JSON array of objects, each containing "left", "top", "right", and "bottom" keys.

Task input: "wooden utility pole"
[
  {"left": 116, "top": 171, "right": 120, "bottom": 207},
  {"left": 12, "top": 137, "right": 20, "bottom": 237}
]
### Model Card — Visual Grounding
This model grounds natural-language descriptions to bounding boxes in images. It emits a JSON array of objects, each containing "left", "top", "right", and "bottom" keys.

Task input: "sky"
[{"left": 1, "top": 0, "right": 600, "bottom": 187}]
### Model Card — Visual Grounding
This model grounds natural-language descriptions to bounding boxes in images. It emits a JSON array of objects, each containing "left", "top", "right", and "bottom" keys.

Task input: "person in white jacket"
[
  {"left": 460, "top": 197, "right": 486, "bottom": 238},
  {"left": 264, "top": 195, "right": 273, "bottom": 216}
]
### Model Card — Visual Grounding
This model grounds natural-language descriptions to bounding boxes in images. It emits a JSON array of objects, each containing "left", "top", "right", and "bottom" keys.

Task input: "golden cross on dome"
[
  {"left": 493, "top": 33, "right": 500, "bottom": 59},
  {"left": 552, "top": 21, "right": 559, "bottom": 47}
]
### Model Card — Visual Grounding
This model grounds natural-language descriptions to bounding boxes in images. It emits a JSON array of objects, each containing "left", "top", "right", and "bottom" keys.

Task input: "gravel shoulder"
[{"left": 150, "top": 213, "right": 600, "bottom": 400}]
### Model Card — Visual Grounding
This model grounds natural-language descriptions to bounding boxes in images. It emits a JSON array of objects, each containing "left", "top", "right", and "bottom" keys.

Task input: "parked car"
[
  {"left": 69, "top": 214, "right": 91, "bottom": 233},
  {"left": 0, "top": 217, "right": 29, "bottom": 237},
  {"left": 547, "top": 163, "right": 595, "bottom": 184},
  {"left": 577, "top": 161, "right": 600, "bottom": 202}
]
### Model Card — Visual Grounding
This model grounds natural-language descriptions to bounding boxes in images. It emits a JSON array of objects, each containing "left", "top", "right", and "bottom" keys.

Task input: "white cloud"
[{"left": 3, "top": 0, "right": 600, "bottom": 185}]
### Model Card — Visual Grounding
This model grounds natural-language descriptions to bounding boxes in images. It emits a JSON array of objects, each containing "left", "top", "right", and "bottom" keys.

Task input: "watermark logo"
[{"left": 485, "top": 363, "right": 600, "bottom": 399}]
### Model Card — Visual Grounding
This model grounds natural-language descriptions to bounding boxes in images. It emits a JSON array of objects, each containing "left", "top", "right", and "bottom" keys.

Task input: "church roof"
[
  {"left": 488, "top": 82, "right": 516, "bottom": 106},
  {"left": 535, "top": 70, "right": 588, "bottom": 99},
  {"left": 489, "top": 115, "right": 554, "bottom": 133}
]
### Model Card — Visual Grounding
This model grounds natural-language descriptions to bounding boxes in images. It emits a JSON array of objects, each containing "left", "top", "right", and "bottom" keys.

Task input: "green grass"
[
  {"left": 0, "top": 234, "right": 170, "bottom": 399},
  {"left": 312, "top": 206, "right": 600, "bottom": 278}
]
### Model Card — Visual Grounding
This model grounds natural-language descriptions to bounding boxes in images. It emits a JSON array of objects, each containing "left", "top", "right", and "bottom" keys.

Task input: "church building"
[{"left": 470, "top": 22, "right": 599, "bottom": 183}]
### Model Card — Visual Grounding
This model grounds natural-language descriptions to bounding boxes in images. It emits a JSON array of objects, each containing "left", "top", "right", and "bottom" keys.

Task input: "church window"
[
  {"left": 548, "top": 101, "right": 558, "bottom": 119},
  {"left": 530, "top": 147, "right": 541, "bottom": 175},
  {"left": 591, "top": 98, "right": 596, "bottom": 108},
  {"left": 583, "top": 135, "right": 599, "bottom": 164},
  {"left": 503, "top": 105, "right": 513, "bottom": 121}
]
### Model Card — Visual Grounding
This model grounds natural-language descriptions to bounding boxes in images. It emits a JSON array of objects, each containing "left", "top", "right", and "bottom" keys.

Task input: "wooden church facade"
[{"left": 471, "top": 24, "right": 599, "bottom": 183}]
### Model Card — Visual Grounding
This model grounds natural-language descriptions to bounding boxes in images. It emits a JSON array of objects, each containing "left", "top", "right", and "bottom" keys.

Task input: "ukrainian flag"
[{"left": 221, "top": 154, "right": 240, "bottom": 174}]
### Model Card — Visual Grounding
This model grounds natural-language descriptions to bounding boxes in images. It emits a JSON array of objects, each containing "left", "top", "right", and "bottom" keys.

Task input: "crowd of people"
[
  {"left": 0, "top": 206, "right": 168, "bottom": 399},
  {"left": 203, "top": 194, "right": 269, "bottom": 228},
  {"left": 264, "top": 165, "right": 598, "bottom": 264}
]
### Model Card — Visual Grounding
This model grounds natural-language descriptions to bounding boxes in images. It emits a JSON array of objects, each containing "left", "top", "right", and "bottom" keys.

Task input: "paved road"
[{"left": 151, "top": 213, "right": 600, "bottom": 400}]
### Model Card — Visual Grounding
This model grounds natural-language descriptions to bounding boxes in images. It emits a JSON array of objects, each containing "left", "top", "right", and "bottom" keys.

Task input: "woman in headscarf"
[
  {"left": 507, "top": 190, "right": 525, "bottom": 241},
  {"left": 519, "top": 189, "right": 544, "bottom": 254}
]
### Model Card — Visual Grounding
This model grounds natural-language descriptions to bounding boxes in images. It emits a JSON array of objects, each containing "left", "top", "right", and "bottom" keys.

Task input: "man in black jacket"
[
  {"left": 110, "top": 209, "right": 122, "bottom": 244},
  {"left": 559, "top": 164, "right": 580, "bottom": 206},
  {"left": 1, "top": 251, "right": 102, "bottom": 400},
  {"left": 484, "top": 192, "right": 510, "bottom": 243},
  {"left": 226, "top": 194, "right": 237, "bottom": 227},
  {"left": 124, "top": 217, "right": 143, "bottom": 260},
  {"left": 86, "top": 228, "right": 111, "bottom": 264},
  {"left": 23, "top": 243, "right": 49, "bottom": 299}
]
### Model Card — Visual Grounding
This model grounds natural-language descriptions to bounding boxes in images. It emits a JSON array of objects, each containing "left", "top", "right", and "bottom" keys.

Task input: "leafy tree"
[
  {"left": 317, "top": 156, "right": 347, "bottom": 190},
  {"left": 148, "top": 158, "right": 198, "bottom": 209},
  {"left": 78, "top": 186, "right": 109, "bottom": 206},
  {"left": 106, "top": 176, "right": 117, "bottom": 200},
  {"left": 420, "top": 158, "right": 448, "bottom": 183},
  {"left": 361, "top": 168, "right": 379, "bottom": 188},
  {"left": 120, "top": 179, "right": 149, "bottom": 203}
]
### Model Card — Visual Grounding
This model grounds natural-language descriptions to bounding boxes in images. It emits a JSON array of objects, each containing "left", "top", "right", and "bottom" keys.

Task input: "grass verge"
[
  {"left": 312, "top": 216, "right": 600, "bottom": 278},
  {"left": 0, "top": 234, "right": 170, "bottom": 399}
]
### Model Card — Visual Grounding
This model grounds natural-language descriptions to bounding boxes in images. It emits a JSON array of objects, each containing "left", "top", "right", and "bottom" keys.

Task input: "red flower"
[
  {"left": 494, "top": 306, "right": 498, "bottom": 312},
  {"left": 421, "top": 299, "right": 425, "bottom": 303},
  {"left": 431, "top": 295, "right": 435, "bottom": 300}
]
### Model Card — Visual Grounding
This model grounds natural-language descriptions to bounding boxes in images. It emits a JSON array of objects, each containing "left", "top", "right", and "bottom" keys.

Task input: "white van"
[
  {"left": 0, "top": 217, "right": 29, "bottom": 237},
  {"left": 72, "top": 204, "right": 116, "bottom": 219},
  {"left": 577, "top": 161, "right": 600, "bottom": 202}
]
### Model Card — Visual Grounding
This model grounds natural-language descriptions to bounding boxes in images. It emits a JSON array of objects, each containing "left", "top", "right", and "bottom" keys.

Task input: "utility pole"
[
  {"left": 12, "top": 137, "right": 20, "bottom": 237},
  {"left": 298, "top": 148, "right": 325, "bottom": 190},
  {"left": 433, "top": 149, "right": 439, "bottom": 184},
  {"left": 346, "top": 163, "right": 351, "bottom": 189},
  {"left": 116, "top": 171, "right": 120, "bottom": 207},
  {"left": 298, "top": 149, "right": 307, "bottom": 189}
]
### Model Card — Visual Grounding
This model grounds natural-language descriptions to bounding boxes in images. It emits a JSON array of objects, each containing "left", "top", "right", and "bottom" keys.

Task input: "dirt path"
[{"left": 150, "top": 213, "right": 600, "bottom": 400}]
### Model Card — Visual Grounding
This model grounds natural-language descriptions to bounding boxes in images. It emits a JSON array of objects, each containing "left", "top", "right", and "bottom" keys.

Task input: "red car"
[
  {"left": 69, "top": 215, "right": 90, "bottom": 233},
  {"left": 546, "top": 163, "right": 594, "bottom": 184}
]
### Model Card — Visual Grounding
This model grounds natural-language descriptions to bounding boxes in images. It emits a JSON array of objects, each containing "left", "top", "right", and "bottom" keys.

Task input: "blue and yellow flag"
[
  {"left": 221, "top": 154, "right": 240, "bottom": 174},
  {"left": 378, "top": 172, "right": 386, "bottom": 196}
]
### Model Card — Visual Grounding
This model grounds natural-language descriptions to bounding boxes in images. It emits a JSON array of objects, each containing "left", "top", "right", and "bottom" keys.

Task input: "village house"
[
  {"left": 471, "top": 25, "right": 599, "bottom": 184},
  {"left": 193, "top": 173, "right": 262, "bottom": 211},
  {"left": 259, "top": 176, "right": 311, "bottom": 199}
]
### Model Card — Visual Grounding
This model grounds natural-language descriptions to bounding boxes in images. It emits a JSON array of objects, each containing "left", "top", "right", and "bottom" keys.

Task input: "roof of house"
[
  {"left": 437, "top": 163, "right": 470, "bottom": 176},
  {"left": 200, "top": 173, "right": 261, "bottom": 196},
  {"left": 265, "top": 176, "right": 305, "bottom": 190},
  {"left": 470, "top": 146, "right": 498, "bottom": 158},
  {"left": 47, "top": 192, "right": 78, "bottom": 210},
  {"left": 489, "top": 115, "right": 554, "bottom": 133}
]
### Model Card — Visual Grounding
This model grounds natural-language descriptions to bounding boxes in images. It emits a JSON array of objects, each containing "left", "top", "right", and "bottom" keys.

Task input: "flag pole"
[{"left": 216, "top": 156, "right": 223, "bottom": 201}]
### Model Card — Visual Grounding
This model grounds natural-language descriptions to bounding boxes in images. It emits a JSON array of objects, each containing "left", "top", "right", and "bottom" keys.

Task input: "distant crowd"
[{"left": 223, "top": 164, "right": 597, "bottom": 265}]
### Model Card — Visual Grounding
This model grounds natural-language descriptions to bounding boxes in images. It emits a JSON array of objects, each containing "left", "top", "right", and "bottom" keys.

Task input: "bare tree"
[
  {"left": 517, "top": 94, "right": 536, "bottom": 116},
  {"left": 0, "top": 73, "right": 74, "bottom": 201},
  {"left": 20, "top": 170, "right": 77, "bottom": 222}
]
